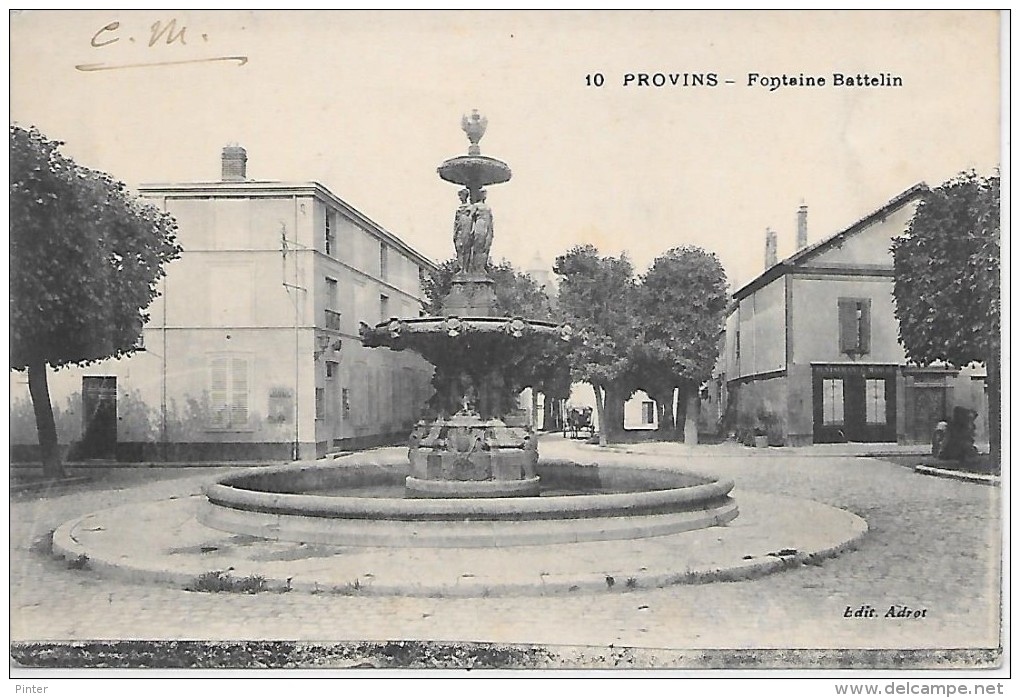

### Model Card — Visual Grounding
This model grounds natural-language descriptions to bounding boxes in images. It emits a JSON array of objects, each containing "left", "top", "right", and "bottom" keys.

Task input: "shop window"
[
  {"left": 822, "top": 377, "right": 844, "bottom": 425},
  {"left": 865, "top": 378, "right": 887, "bottom": 423}
]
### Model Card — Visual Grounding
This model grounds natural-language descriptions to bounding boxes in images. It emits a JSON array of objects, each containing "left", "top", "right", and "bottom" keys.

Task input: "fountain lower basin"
[{"left": 200, "top": 455, "right": 739, "bottom": 548}]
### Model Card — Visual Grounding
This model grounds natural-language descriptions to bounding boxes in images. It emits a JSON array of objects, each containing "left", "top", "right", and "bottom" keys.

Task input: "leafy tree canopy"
[
  {"left": 635, "top": 246, "right": 728, "bottom": 389},
  {"left": 891, "top": 171, "right": 999, "bottom": 366},
  {"left": 10, "top": 125, "right": 182, "bottom": 371},
  {"left": 553, "top": 244, "right": 638, "bottom": 391}
]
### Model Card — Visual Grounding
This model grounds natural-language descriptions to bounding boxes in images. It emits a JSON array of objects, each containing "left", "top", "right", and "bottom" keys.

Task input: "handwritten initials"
[
  {"left": 89, "top": 19, "right": 187, "bottom": 49},
  {"left": 90, "top": 21, "right": 120, "bottom": 48},
  {"left": 149, "top": 19, "right": 186, "bottom": 47},
  {"left": 80, "top": 17, "right": 247, "bottom": 72}
]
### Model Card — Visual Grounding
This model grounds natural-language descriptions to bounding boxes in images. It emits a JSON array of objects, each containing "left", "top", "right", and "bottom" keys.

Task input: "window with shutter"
[
  {"left": 838, "top": 297, "right": 871, "bottom": 356},
  {"left": 209, "top": 355, "right": 250, "bottom": 429},
  {"left": 230, "top": 357, "right": 248, "bottom": 426},
  {"left": 210, "top": 357, "right": 229, "bottom": 429},
  {"left": 838, "top": 299, "right": 856, "bottom": 354},
  {"left": 857, "top": 299, "right": 871, "bottom": 354}
]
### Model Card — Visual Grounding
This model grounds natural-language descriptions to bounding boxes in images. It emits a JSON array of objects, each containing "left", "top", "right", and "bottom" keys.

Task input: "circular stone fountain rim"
[{"left": 204, "top": 460, "right": 735, "bottom": 521}]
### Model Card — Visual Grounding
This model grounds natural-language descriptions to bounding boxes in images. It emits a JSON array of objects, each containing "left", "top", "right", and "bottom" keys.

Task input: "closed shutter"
[
  {"left": 230, "top": 357, "right": 248, "bottom": 426},
  {"left": 838, "top": 299, "right": 856, "bottom": 353},
  {"left": 210, "top": 358, "right": 229, "bottom": 429},
  {"left": 858, "top": 300, "right": 872, "bottom": 355},
  {"left": 210, "top": 356, "right": 249, "bottom": 429}
]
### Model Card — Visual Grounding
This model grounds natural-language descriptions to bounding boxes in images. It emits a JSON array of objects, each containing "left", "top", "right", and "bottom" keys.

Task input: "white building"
[{"left": 11, "top": 147, "right": 435, "bottom": 462}]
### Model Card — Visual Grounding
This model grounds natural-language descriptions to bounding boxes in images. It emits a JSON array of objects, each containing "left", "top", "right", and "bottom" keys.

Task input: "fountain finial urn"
[
  {"left": 461, "top": 109, "right": 488, "bottom": 155},
  {"left": 438, "top": 109, "right": 511, "bottom": 192}
]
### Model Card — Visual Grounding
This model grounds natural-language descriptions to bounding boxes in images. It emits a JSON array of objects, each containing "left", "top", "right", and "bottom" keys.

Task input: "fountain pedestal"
[
  {"left": 406, "top": 411, "right": 540, "bottom": 498},
  {"left": 442, "top": 273, "right": 497, "bottom": 317}
]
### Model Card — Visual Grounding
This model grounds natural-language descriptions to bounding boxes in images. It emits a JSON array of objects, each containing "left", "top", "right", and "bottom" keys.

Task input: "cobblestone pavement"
[{"left": 10, "top": 439, "right": 1002, "bottom": 657}]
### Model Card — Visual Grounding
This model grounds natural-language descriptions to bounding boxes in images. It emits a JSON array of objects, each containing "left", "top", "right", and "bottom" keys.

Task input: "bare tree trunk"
[
  {"left": 657, "top": 401, "right": 671, "bottom": 435},
  {"left": 27, "top": 360, "right": 64, "bottom": 479},
  {"left": 683, "top": 392, "right": 700, "bottom": 446},
  {"left": 647, "top": 387, "right": 676, "bottom": 439},
  {"left": 603, "top": 384, "right": 626, "bottom": 444},
  {"left": 675, "top": 385, "right": 689, "bottom": 441},
  {"left": 530, "top": 389, "right": 540, "bottom": 430},
  {"left": 543, "top": 395, "right": 559, "bottom": 432},
  {"left": 592, "top": 382, "right": 607, "bottom": 447}
]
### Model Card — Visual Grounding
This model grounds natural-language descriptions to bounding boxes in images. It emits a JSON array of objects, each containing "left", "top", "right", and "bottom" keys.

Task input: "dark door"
[
  {"left": 907, "top": 386, "right": 947, "bottom": 444},
  {"left": 838, "top": 375, "right": 897, "bottom": 442},
  {"left": 813, "top": 374, "right": 847, "bottom": 443},
  {"left": 842, "top": 375, "right": 867, "bottom": 441},
  {"left": 80, "top": 376, "right": 117, "bottom": 459}
]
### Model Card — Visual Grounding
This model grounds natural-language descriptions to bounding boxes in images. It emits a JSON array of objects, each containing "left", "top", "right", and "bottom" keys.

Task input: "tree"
[
  {"left": 10, "top": 126, "right": 182, "bottom": 477},
  {"left": 554, "top": 245, "right": 639, "bottom": 445},
  {"left": 891, "top": 171, "right": 1000, "bottom": 466},
  {"left": 634, "top": 247, "right": 728, "bottom": 441}
]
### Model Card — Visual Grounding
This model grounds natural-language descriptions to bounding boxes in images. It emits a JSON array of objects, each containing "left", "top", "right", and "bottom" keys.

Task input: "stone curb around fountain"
[
  {"left": 914, "top": 465, "right": 1000, "bottom": 486},
  {"left": 195, "top": 498, "right": 740, "bottom": 548},
  {"left": 51, "top": 491, "right": 868, "bottom": 598}
]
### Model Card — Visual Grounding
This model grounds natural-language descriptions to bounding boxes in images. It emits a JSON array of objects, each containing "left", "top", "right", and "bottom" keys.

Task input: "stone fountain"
[
  {"left": 197, "top": 112, "right": 739, "bottom": 548},
  {"left": 360, "top": 109, "right": 567, "bottom": 499},
  {"left": 46, "top": 113, "right": 869, "bottom": 595}
]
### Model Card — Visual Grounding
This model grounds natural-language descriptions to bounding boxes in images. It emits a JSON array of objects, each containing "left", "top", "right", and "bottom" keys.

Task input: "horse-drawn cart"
[{"left": 563, "top": 406, "right": 595, "bottom": 440}]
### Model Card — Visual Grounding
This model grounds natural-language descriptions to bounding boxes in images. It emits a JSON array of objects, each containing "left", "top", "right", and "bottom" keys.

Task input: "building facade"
[
  {"left": 10, "top": 147, "right": 436, "bottom": 461},
  {"left": 714, "top": 184, "right": 988, "bottom": 446}
]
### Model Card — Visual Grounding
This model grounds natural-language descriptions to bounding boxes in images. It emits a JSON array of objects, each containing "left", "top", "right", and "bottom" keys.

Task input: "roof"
[
  {"left": 731, "top": 182, "right": 928, "bottom": 301},
  {"left": 137, "top": 179, "right": 437, "bottom": 271}
]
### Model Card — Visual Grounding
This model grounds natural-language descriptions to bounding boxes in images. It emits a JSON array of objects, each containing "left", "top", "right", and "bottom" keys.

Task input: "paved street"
[{"left": 10, "top": 437, "right": 1002, "bottom": 662}]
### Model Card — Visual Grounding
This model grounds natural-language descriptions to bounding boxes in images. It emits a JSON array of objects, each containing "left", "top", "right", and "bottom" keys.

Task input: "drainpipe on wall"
[
  {"left": 280, "top": 209, "right": 303, "bottom": 460},
  {"left": 292, "top": 195, "right": 300, "bottom": 460}
]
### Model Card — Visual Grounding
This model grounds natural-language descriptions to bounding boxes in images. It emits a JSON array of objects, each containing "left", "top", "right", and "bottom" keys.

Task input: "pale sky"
[{"left": 10, "top": 10, "right": 1003, "bottom": 289}]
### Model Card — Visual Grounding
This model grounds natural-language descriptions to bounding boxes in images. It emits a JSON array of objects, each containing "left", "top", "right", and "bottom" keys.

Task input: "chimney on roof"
[
  {"left": 221, "top": 145, "right": 247, "bottom": 181},
  {"left": 764, "top": 227, "right": 778, "bottom": 268},
  {"left": 796, "top": 203, "right": 808, "bottom": 249}
]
